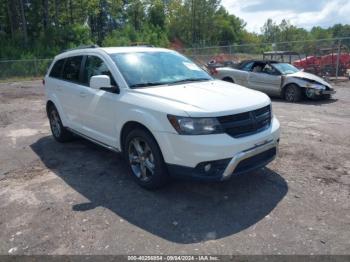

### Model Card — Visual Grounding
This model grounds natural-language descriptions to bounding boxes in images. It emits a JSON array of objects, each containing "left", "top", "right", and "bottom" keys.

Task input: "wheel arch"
[
  {"left": 282, "top": 82, "right": 303, "bottom": 98},
  {"left": 45, "top": 95, "right": 68, "bottom": 126},
  {"left": 119, "top": 121, "right": 159, "bottom": 154},
  {"left": 46, "top": 100, "right": 55, "bottom": 116}
]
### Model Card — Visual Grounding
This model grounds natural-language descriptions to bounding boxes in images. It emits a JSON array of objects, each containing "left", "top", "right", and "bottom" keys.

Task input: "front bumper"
[
  {"left": 155, "top": 117, "right": 280, "bottom": 181},
  {"left": 320, "top": 90, "right": 336, "bottom": 95},
  {"left": 167, "top": 139, "right": 278, "bottom": 181},
  {"left": 221, "top": 138, "right": 278, "bottom": 180},
  {"left": 307, "top": 87, "right": 336, "bottom": 96},
  {"left": 317, "top": 89, "right": 336, "bottom": 95}
]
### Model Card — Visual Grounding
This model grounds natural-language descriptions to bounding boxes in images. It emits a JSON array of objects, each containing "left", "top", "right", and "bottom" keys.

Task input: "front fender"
[
  {"left": 285, "top": 77, "right": 325, "bottom": 90},
  {"left": 116, "top": 108, "right": 174, "bottom": 149},
  {"left": 119, "top": 108, "right": 170, "bottom": 132}
]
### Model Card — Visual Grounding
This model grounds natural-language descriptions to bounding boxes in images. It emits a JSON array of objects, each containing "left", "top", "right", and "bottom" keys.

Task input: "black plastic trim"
[{"left": 166, "top": 147, "right": 277, "bottom": 181}]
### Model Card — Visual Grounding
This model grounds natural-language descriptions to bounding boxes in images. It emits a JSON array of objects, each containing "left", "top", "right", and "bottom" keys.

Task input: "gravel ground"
[{"left": 0, "top": 80, "right": 349, "bottom": 255}]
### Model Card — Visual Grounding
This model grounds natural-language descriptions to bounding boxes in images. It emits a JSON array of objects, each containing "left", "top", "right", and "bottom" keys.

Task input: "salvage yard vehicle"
[
  {"left": 293, "top": 45, "right": 350, "bottom": 78},
  {"left": 213, "top": 60, "right": 336, "bottom": 102},
  {"left": 44, "top": 46, "right": 280, "bottom": 189}
]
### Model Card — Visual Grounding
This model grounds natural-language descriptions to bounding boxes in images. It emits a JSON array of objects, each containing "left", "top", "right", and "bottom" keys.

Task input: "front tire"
[
  {"left": 48, "top": 105, "right": 73, "bottom": 142},
  {"left": 284, "top": 84, "right": 302, "bottom": 102},
  {"left": 124, "top": 128, "right": 169, "bottom": 189}
]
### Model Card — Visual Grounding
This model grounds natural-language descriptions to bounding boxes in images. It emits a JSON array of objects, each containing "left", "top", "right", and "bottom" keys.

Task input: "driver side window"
[
  {"left": 263, "top": 64, "right": 280, "bottom": 75},
  {"left": 83, "top": 56, "right": 117, "bottom": 86},
  {"left": 251, "top": 63, "right": 264, "bottom": 73}
]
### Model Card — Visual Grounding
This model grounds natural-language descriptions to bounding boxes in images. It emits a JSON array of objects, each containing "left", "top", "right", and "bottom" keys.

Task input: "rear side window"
[
  {"left": 49, "top": 59, "right": 65, "bottom": 78},
  {"left": 83, "top": 56, "right": 116, "bottom": 86},
  {"left": 62, "top": 56, "right": 83, "bottom": 83}
]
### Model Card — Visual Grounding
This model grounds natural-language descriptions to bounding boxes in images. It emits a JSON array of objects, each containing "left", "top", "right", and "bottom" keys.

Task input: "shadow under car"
[{"left": 30, "top": 136, "right": 288, "bottom": 244}]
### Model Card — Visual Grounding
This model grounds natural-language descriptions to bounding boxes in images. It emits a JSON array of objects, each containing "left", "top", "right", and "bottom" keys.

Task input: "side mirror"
[
  {"left": 90, "top": 75, "right": 111, "bottom": 90},
  {"left": 90, "top": 75, "right": 120, "bottom": 94}
]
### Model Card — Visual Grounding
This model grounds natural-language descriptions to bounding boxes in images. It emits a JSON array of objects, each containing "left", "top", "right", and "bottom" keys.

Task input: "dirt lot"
[{"left": 0, "top": 80, "right": 349, "bottom": 255}]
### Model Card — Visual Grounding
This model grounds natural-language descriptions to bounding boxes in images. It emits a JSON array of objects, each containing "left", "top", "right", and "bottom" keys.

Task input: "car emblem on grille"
[{"left": 249, "top": 111, "right": 258, "bottom": 129}]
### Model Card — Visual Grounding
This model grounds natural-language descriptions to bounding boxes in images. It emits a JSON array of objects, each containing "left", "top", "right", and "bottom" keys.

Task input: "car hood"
[
  {"left": 288, "top": 71, "right": 331, "bottom": 87},
  {"left": 130, "top": 80, "right": 270, "bottom": 117}
]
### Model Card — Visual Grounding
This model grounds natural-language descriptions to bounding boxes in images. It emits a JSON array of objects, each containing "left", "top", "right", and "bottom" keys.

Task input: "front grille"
[{"left": 217, "top": 105, "right": 271, "bottom": 138}]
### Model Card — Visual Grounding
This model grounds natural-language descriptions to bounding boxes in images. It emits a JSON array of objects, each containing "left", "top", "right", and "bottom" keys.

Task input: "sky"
[{"left": 221, "top": 0, "right": 350, "bottom": 33}]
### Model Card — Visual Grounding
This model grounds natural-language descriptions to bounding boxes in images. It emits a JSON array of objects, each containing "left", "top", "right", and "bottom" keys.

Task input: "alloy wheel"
[
  {"left": 285, "top": 88, "right": 295, "bottom": 101},
  {"left": 50, "top": 109, "right": 61, "bottom": 138},
  {"left": 128, "top": 137, "right": 156, "bottom": 182}
]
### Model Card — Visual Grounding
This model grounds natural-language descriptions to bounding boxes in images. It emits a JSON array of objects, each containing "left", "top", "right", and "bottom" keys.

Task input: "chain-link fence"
[
  {"left": 1, "top": 37, "right": 350, "bottom": 81},
  {"left": 0, "top": 59, "right": 52, "bottom": 81},
  {"left": 180, "top": 37, "right": 350, "bottom": 80}
]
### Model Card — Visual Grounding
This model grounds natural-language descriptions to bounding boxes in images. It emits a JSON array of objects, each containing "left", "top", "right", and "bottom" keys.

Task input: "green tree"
[
  {"left": 148, "top": 0, "right": 166, "bottom": 29},
  {"left": 261, "top": 18, "right": 280, "bottom": 43}
]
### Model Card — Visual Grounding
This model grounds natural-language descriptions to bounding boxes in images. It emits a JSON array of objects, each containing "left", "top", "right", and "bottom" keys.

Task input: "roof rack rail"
[
  {"left": 130, "top": 42, "right": 154, "bottom": 47},
  {"left": 64, "top": 44, "right": 99, "bottom": 52}
]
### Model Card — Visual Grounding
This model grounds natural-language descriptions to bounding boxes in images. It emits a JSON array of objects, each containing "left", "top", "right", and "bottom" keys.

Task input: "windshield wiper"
[
  {"left": 130, "top": 78, "right": 211, "bottom": 88},
  {"left": 167, "top": 78, "right": 211, "bottom": 85},
  {"left": 129, "top": 82, "right": 165, "bottom": 88}
]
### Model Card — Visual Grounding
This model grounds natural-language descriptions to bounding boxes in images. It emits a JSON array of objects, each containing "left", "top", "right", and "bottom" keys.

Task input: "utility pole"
[
  {"left": 191, "top": 0, "right": 195, "bottom": 46},
  {"left": 18, "top": 0, "right": 28, "bottom": 46},
  {"left": 335, "top": 39, "right": 341, "bottom": 80}
]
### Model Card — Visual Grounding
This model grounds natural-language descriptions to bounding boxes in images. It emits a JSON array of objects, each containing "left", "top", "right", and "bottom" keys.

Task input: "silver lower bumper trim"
[
  {"left": 306, "top": 88, "right": 336, "bottom": 96},
  {"left": 221, "top": 139, "right": 278, "bottom": 180},
  {"left": 320, "top": 90, "right": 336, "bottom": 95}
]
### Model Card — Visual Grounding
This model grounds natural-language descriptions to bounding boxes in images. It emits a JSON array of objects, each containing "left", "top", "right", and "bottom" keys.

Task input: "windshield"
[
  {"left": 110, "top": 51, "right": 212, "bottom": 88},
  {"left": 272, "top": 63, "right": 299, "bottom": 74}
]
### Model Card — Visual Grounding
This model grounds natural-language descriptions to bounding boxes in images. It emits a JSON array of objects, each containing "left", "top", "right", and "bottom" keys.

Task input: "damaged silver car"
[{"left": 213, "top": 60, "right": 336, "bottom": 102}]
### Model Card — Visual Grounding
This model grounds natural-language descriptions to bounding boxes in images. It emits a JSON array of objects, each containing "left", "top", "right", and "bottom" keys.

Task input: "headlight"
[
  {"left": 167, "top": 115, "right": 223, "bottom": 135},
  {"left": 270, "top": 104, "right": 273, "bottom": 120}
]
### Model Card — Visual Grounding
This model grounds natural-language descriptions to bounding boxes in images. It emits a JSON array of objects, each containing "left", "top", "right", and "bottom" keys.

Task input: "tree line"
[{"left": 0, "top": 0, "right": 350, "bottom": 60}]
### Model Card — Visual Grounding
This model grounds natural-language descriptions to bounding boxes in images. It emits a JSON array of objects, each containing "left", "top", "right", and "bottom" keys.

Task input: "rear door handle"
[{"left": 79, "top": 92, "right": 88, "bottom": 97}]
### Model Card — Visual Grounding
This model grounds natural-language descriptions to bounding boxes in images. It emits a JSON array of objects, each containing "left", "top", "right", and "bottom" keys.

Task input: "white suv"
[{"left": 44, "top": 46, "right": 280, "bottom": 189}]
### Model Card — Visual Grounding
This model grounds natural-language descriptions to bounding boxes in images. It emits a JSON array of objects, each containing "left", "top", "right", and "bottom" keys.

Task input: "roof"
[
  {"left": 55, "top": 46, "right": 173, "bottom": 60},
  {"left": 100, "top": 46, "right": 171, "bottom": 54}
]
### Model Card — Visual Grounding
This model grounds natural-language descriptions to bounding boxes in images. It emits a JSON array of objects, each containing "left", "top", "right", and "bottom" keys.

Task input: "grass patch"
[{"left": 0, "top": 76, "right": 43, "bottom": 83}]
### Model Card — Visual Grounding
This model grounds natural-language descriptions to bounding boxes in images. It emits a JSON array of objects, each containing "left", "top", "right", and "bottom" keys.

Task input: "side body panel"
[
  {"left": 216, "top": 68, "right": 249, "bottom": 86},
  {"left": 247, "top": 72, "right": 282, "bottom": 96}
]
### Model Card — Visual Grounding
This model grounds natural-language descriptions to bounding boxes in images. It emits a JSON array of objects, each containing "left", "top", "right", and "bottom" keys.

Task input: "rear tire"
[
  {"left": 284, "top": 84, "right": 302, "bottom": 102},
  {"left": 124, "top": 128, "right": 169, "bottom": 189},
  {"left": 47, "top": 105, "right": 74, "bottom": 142}
]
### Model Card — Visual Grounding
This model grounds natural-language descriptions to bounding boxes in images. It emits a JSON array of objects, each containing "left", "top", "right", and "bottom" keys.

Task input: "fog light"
[
  {"left": 195, "top": 158, "right": 231, "bottom": 177},
  {"left": 204, "top": 164, "right": 212, "bottom": 172}
]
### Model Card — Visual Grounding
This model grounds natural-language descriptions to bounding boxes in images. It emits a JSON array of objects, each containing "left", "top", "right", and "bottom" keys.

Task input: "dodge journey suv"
[{"left": 44, "top": 46, "right": 280, "bottom": 189}]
